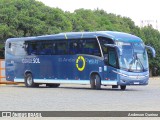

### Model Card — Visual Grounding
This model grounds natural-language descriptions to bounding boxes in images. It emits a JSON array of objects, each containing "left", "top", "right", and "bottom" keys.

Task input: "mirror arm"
[
  {"left": 104, "top": 44, "right": 122, "bottom": 56},
  {"left": 145, "top": 45, "right": 156, "bottom": 58}
]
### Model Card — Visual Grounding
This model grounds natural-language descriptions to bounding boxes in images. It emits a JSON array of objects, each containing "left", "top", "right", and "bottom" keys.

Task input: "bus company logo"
[
  {"left": 22, "top": 58, "right": 40, "bottom": 64},
  {"left": 136, "top": 75, "right": 139, "bottom": 79},
  {"left": 136, "top": 75, "right": 140, "bottom": 79},
  {"left": 76, "top": 56, "right": 86, "bottom": 71}
]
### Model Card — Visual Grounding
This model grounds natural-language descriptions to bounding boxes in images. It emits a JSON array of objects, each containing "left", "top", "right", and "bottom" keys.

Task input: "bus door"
[{"left": 107, "top": 47, "right": 118, "bottom": 81}]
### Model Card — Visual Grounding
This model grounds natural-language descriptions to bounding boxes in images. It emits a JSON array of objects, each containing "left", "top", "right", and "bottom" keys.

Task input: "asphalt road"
[
  {"left": 0, "top": 78, "right": 160, "bottom": 111},
  {"left": 0, "top": 78, "right": 160, "bottom": 120}
]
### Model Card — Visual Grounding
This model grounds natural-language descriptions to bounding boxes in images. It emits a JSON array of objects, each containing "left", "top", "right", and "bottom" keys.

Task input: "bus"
[{"left": 5, "top": 31, "right": 155, "bottom": 90}]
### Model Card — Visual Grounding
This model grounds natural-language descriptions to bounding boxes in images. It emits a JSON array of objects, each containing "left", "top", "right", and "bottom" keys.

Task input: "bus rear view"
[{"left": 5, "top": 31, "right": 155, "bottom": 90}]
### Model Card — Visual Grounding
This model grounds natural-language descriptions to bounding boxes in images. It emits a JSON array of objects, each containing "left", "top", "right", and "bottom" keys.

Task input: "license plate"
[{"left": 134, "top": 82, "right": 139, "bottom": 84}]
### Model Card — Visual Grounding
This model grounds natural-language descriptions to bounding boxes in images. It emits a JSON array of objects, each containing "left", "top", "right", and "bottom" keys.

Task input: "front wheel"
[
  {"left": 120, "top": 85, "right": 126, "bottom": 90},
  {"left": 90, "top": 74, "right": 101, "bottom": 90},
  {"left": 25, "top": 73, "right": 38, "bottom": 87}
]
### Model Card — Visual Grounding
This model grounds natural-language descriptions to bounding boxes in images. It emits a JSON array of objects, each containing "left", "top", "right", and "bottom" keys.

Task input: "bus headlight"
[
  {"left": 112, "top": 70, "right": 128, "bottom": 77},
  {"left": 112, "top": 70, "right": 149, "bottom": 79}
]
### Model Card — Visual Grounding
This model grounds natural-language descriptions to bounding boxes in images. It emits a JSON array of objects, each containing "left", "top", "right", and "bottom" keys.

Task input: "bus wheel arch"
[
  {"left": 90, "top": 72, "right": 101, "bottom": 90},
  {"left": 24, "top": 72, "right": 38, "bottom": 87}
]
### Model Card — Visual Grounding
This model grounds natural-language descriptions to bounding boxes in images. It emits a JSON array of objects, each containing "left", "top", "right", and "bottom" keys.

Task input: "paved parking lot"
[{"left": 0, "top": 78, "right": 160, "bottom": 112}]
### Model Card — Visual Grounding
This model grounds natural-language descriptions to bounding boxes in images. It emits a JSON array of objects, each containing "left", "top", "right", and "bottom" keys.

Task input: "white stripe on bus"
[{"left": 14, "top": 78, "right": 117, "bottom": 85}]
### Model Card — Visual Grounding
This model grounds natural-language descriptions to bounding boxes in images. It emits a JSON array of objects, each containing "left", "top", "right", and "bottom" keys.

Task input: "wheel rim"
[
  {"left": 95, "top": 75, "right": 100, "bottom": 83},
  {"left": 27, "top": 76, "right": 32, "bottom": 86}
]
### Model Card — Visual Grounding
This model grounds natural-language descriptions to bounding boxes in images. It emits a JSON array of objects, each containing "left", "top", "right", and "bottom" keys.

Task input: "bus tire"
[
  {"left": 25, "top": 73, "right": 38, "bottom": 87},
  {"left": 120, "top": 85, "right": 126, "bottom": 90},
  {"left": 95, "top": 74, "right": 101, "bottom": 90},
  {"left": 90, "top": 75, "right": 96, "bottom": 89},
  {"left": 46, "top": 84, "right": 60, "bottom": 88}
]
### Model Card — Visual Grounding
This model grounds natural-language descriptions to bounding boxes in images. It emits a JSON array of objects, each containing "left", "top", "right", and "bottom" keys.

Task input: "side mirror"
[
  {"left": 145, "top": 45, "right": 156, "bottom": 58},
  {"left": 104, "top": 44, "right": 122, "bottom": 56}
]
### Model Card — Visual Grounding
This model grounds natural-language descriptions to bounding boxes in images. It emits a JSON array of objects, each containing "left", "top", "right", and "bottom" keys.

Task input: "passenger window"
[
  {"left": 26, "top": 41, "right": 38, "bottom": 55},
  {"left": 69, "top": 39, "right": 101, "bottom": 56},
  {"left": 38, "top": 42, "right": 53, "bottom": 55},
  {"left": 26, "top": 40, "right": 68, "bottom": 55},
  {"left": 69, "top": 40, "right": 80, "bottom": 54},
  {"left": 7, "top": 41, "right": 27, "bottom": 56},
  {"left": 83, "top": 39, "right": 101, "bottom": 56},
  {"left": 55, "top": 41, "right": 68, "bottom": 55}
]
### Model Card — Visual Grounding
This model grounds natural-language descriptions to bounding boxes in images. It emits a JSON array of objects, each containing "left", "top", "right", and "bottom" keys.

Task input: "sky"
[{"left": 37, "top": 0, "right": 160, "bottom": 29}]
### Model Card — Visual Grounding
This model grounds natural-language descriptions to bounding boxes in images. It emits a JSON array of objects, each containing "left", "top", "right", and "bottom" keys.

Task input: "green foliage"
[
  {"left": 0, "top": 0, "right": 160, "bottom": 75},
  {"left": 0, "top": 0, "right": 72, "bottom": 39},
  {"left": 140, "top": 26, "right": 160, "bottom": 75}
]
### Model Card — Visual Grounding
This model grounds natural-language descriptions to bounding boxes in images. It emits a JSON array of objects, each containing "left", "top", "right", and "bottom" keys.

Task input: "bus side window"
[
  {"left": 7, "top": 41, "right": 27, "bottom": 56},
  {"left": 26, "top": 42, "right": 32, "bottom": 55},
  {"left": 39, "top": 41, "right": 53, "bottom": 55},
  {"left": 69, "top": 40, "right": 79, "bottom": 54},
  {"left": 81, "top": 39, "right": 101, "bottom": 56},
  {"left": 28, "top": 42, "right": 35, "bottom": 55},
  {"left": 6, "top": 42, "right": 12, "bottom": 55},
  {"left": 26, "top": 41, "right": 38, "bottom": 55},
  {"left": 56, "top": 41, "right": 68, "bottom": 55},
  {"left": 52, "top": 42, "right": 57, "bottom": 55}
]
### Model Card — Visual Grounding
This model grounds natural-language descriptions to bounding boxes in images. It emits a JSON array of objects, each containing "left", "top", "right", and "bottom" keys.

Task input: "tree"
[
  {"left": 140, "top": 26, "right": 160, "bottom": 76},
  {"left": 0, "top": 0, "right": 160, "bottom": 75}
]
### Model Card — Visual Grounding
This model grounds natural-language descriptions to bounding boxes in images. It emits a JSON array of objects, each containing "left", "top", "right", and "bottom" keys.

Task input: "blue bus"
[{"left": 5, "top": 31, "right": 155, "bottom": 90}]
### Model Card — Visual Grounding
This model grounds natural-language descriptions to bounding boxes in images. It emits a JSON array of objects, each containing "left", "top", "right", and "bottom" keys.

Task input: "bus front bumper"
[
  {"left": 114, "top": 70, "right": 149, "bottom": 86},
  {"left": 118, "top": 78, "right": 148, "bottom": 85}
]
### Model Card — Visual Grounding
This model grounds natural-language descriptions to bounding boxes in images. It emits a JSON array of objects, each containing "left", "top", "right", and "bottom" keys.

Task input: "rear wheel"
[
  {"left": 25, "top": 73, "right": 38, "bottom": 87},
  {"left": 90, "top": 75, "right": 96, "bottom": 89},
  {"left": 90, "top": 74, "right": 101, "bottom": 90},
  {"left": 46, "top": 84, "right": 60, "bottom": 88},
  {"left": 95, "top": 74, "right": 101, "bottom": 90},
  {"left": 120, "top": 85, "right": 126, "bottom": 90}
]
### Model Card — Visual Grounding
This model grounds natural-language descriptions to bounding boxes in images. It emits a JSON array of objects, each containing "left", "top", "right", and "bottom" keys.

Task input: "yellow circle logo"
[{"left": 76, "top": 56, "right": 86, "bottom": 71}]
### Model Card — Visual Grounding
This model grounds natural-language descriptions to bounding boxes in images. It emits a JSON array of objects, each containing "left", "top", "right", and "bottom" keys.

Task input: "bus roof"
[{"left": 6, "top": 31, "right": 143, "bottom": 43}]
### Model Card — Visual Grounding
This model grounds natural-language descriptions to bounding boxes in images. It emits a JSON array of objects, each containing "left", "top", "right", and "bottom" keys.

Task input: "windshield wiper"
[
  {"left": 137, "top": 57, "right": 145, "bottom": 71},
  {"left": 129, "top": 53, "right": 144, "bottom": 72}
]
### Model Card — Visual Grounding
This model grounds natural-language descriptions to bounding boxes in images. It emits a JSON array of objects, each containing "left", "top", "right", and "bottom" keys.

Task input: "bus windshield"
[{"left": 116, "top": 42, "right": 148, "bottom": 72}]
